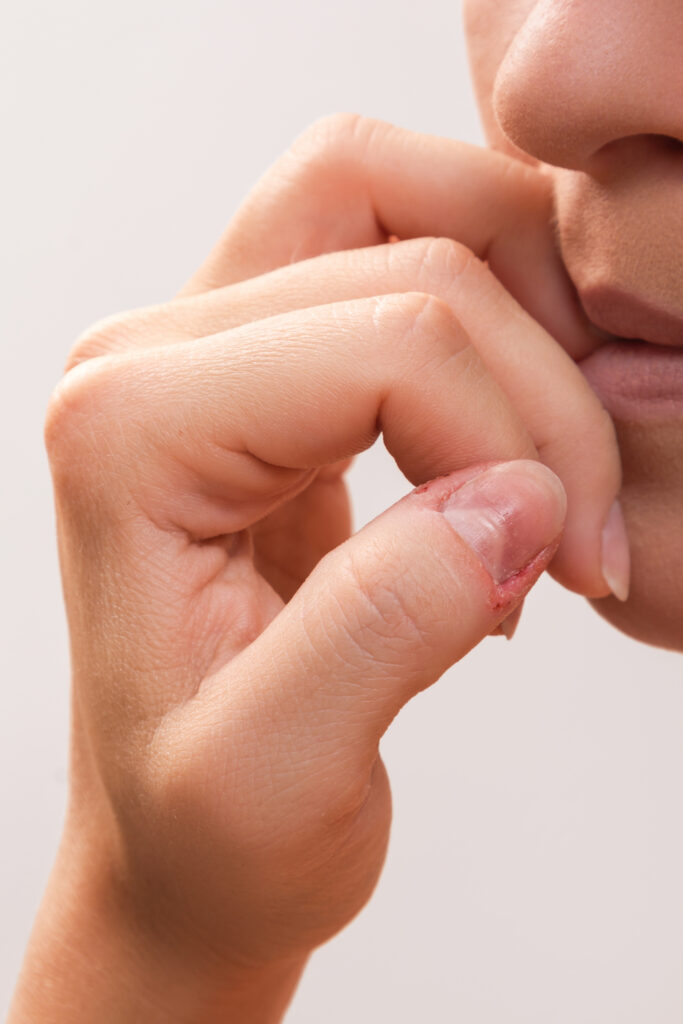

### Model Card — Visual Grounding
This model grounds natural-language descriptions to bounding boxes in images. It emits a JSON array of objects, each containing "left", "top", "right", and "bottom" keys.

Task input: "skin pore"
[{"left": 464, "top": 0, "right": 683, "bottom": 649}]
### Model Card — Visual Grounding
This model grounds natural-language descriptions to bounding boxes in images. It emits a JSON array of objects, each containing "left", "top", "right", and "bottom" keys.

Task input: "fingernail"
[
  {"left": 601, "top": 499, "right": 630, "bottom": 602},
  {"left": 490, "top": 600, "right": 525, "bottom": 639},
  {"left": 440, "top": 461, "right": 567, "bottom": 584},
  {"left": 500, "top": 602, "right": 524, "bottom": 640}
]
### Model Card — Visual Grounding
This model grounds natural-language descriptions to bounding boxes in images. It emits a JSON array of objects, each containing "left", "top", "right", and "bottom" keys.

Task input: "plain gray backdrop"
[{"left": 2, "top": 1, "right": 682, "bottom": 1020}]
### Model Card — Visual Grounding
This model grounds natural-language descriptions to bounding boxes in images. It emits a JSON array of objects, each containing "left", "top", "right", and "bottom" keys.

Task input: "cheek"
[{"left": 590, "top": 418, "right": 683, "bottom": 651}]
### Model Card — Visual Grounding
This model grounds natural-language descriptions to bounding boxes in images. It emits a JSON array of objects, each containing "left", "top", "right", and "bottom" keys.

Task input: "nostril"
[
  {"left": 635, "top": 133, "right": 682, "bottom": 155},
  {"left": 657, "top": 133, "right": 683, "bottom": 154},
  {"left": 589, "top": 133, "right": 683, "bottom": 178}
]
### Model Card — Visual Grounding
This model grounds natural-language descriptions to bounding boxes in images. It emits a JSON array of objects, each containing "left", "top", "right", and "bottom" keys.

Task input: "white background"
[{"left": 2, "top": 1, "right": 681, "bottom": 1019}]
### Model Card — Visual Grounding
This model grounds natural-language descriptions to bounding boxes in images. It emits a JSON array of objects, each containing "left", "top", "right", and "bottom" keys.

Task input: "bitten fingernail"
[
  {"left": 440, "top": 461, "right": 567, "bottom": 584},
  {"left": 499, "top": 602, "right": 524, "bottom": 640}
]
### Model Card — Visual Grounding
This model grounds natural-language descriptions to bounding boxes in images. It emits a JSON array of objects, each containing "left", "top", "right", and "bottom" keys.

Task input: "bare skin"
[
  {"left": 464, "top": 0, "right": 683, "bottom": 647},
  {"left": 9, "top": 2, "right": 682, "bottom": 1019}
]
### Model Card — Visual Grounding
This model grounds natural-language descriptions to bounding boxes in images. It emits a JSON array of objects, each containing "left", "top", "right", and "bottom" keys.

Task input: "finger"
[
  {"left": 179, "top": 113, "right": 593, "bottom": 359},
  {"left": 69, "top": 238, "right": 619, "bottom": 597},
  {"left": 50, "top": 293, "right": 536, "bottom": 543},
  {"left": 193, "top": 461, "right": 567, "bottom": 807}
]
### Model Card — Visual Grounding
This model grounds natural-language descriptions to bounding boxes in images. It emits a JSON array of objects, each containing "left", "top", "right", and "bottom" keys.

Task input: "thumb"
[{"left": 232, "top": 459, "right": 566, "bottom": 768}]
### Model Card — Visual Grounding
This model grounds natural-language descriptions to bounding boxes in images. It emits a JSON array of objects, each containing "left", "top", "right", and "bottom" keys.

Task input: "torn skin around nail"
[
  {"left": 411, "top": 464, "right": 563, "bottom": 623},
  {"left": 490, "top": 537, "right": 562, "bottom": 614}
]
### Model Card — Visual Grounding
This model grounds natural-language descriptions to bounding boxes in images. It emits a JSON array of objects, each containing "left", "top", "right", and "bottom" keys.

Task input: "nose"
[{"left": 492, "top": 0, "right": 683, "bottom": 170}]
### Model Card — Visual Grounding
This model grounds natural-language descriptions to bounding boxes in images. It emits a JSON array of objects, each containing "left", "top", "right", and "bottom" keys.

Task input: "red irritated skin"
[
  {"left": 413, "top": 461, "right": 566, "bottom": 621},
  {"left": 464, "top": 0, "right": 683, "bottom": 650}
]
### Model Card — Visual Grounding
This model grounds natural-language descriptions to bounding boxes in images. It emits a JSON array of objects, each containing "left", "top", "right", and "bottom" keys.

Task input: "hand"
[{"left": 12, "top": 115, "right": 625, "bottom": 1023}]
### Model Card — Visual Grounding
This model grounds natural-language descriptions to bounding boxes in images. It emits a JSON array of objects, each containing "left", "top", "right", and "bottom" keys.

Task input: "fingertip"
[
  {"left": 548, "top": 494, "right": 630, "bottom": 601},
  {"left": 601, "top": 499, "right": 631, "bottom": 602},
  {"left": 436, "top": 460, "right": 566, "bottom": 586}
]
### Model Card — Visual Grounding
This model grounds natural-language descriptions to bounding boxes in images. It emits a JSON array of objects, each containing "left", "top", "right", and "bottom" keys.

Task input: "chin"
[
  {"left": 589, "top": 418, "right": 683, "bottom": 652},
  {"left": 590, "top": 592, "right": 683, "bottom": 653}
]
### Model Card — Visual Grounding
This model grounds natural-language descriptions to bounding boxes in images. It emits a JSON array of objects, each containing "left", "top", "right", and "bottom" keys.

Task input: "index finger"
[{"left": 180, "top": 113, "right": 593, "bottom": 359}]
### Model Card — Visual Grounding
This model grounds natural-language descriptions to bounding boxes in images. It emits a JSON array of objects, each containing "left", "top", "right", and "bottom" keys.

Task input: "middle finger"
[{"left": 71, "top": 237, "right": 621, "bottom": 598}]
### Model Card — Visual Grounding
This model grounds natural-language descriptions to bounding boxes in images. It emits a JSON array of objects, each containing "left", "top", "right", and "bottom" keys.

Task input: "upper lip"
[{"left": 577, "top": 286, "right": 683, "bottom": 349}]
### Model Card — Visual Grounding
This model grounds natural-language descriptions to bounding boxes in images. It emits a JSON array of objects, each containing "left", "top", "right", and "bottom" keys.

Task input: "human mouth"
[
  {"left": 579, "top": 340, "right": 683, "bottom": 420},
  {"left": 575, "top": 286, "right": 683, "bottom": 421},
  {"left": 577, "top": 285, "right": 682, "bottom": 349}
]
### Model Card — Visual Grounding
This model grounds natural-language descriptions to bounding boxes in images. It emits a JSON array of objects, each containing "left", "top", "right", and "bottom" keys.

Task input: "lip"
[
  {"left": 578, "top": 340, "right": 683, "bottom": 421},
  {"left": 577, "top": 286, "right": 683, "bottom": 348}
]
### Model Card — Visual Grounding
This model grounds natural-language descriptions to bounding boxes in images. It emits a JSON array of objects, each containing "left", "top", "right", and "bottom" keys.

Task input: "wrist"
[{"left": 9, "top": 825, "right": 308, "bottom": 1024}]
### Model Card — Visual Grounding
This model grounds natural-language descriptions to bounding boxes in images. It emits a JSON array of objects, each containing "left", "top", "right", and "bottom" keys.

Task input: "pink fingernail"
[
  {"left": 499, "top": 602, "right": 524, "bottom": 640},
  {"left": 440, "top": 461, "right": 567, "bottom": 584},
  {"left": 601, "top": 499, "right": 630, "bottom": 602}
]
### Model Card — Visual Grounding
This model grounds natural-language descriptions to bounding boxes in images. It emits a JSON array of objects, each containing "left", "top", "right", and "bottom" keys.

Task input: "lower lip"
[{"left": 578, "top": 341, "right": 683, "bottom": 421}]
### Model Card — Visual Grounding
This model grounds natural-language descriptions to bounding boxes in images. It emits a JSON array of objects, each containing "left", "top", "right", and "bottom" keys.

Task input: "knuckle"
[
  {"left": 43, "top": 357, "right": 120, "bottom": 483},
  {"left": 293, "top": 112, "right": 365, "bottom": 160},
  {"left": 405, "top": 235, "right": 477, "bottom": 292},
  {"left": 44, "top": 362, "right": 96, "bottom": 461},
  {"left": 370, "top": 291, "right": 468, "bottom": 367},
  {"left": 404, "top": 290, "right": 461, "bottom": 336},
  {"left": 371, "top": 290, "right": 444, "bottom": 332},
  {"left": 340, "top": 545, "right": 430, "bottom": 661},
  {"left": 65, "top": 312, "right": 140, "bottom": 371},
  {"left": 287, "top": 112, "right": 384, "bottom": 184}
]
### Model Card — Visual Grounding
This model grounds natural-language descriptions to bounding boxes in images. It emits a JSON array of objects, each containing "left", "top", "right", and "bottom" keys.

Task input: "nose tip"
[{"left": 491, "top": 0, "right": 683, "bottom": 170}]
